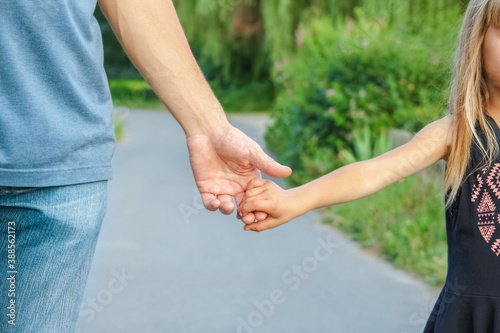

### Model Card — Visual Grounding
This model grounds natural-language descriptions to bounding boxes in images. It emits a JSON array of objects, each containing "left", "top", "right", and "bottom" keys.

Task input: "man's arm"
[
  {"left": 97, "top": 0, "right": 226, "bottom": 135},
  {"left": 97, "top": 0, "right": 291, "bottom": 219}
]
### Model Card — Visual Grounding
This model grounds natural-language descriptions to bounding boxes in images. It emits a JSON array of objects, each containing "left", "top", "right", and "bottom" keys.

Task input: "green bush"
[
  {"left": 266, "top": 12, "right": 451, "bottom": 184},
  {"left": 337, "top": 125, "right": 392, "bottom": 165},
  {"left": 320, "top": 124, "right": 448, "bottom": 286}
]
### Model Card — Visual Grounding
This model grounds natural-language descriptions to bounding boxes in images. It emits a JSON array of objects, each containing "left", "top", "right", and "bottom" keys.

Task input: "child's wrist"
[{"left": 287, "top": 187, "right": 316, "bottom": 217}]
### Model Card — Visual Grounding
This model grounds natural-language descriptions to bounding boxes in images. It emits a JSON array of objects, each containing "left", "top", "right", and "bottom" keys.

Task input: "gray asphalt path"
[{"left": 75, "top": 109, "right": 440, "bottom": 333}]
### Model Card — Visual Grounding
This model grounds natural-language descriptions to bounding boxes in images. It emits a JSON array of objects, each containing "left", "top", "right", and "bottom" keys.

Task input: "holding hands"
[
  {"left": 187, "top": 125, "right": 292, "bottom": 224},
  {"left": 238, "top": 179, "right": 303, "bottom": 232}
]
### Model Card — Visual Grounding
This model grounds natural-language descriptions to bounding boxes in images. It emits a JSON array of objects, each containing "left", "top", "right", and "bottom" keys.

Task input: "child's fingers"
[
  {"left": 235, "top": 192, "right": 258, "bottom": 224},
  {"left": 247, "top": 179, "right": 269, "bottom": 190},
  {"left": 243, "top": 219, "right": 277, "bottom": 232},
  {"left": 244, "top": 187, "right": 267, "bottom": 199},
  {"left": 240, "top": 199, "right": 273, "bottom": 216},
  {"left": 237, "top": 188, "right": 267, "bottom": 217},
  {"left": 241, "top": 212, "right": 256, "bottom": 224},
  {"left": 239, "top": 211, "right": 267, "bottom": 225},
  {"left": 254, "top": 211, "right": 268, "bottom": 221}
]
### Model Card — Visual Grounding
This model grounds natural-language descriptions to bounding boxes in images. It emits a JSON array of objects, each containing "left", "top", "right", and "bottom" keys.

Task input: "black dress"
[{"left": 424, "top": 115, "right": 500, "bottom": 332}]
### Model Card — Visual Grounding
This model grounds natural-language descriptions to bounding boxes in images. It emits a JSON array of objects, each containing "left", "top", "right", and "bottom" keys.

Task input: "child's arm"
[{"left": 239, "top": 115, "right": 454, "bottom": 232}]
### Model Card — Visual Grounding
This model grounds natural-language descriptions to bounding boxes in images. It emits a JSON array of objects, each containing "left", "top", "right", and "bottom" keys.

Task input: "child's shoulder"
[
  {"left": 437, "top": 114, "right": 454, "bottom": 127},
  {"left": 416, "top": 114, "right": 454, "bottom": 145},
  {"left": 425, "top": 114, "right": 454, "bottom": 130},
  {"left": 411, "top": 114, "right": 454, "bottom": 162}
]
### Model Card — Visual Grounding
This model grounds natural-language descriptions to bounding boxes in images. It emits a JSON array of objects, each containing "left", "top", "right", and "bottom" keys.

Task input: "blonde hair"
[{"left": 445, "top": 0, "right": 500, "bottom": 208}]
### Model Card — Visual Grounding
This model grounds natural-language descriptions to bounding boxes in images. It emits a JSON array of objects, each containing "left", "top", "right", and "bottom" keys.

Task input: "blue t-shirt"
[{"left": 0, "top": 1, "right": 115, "bottom": 187}]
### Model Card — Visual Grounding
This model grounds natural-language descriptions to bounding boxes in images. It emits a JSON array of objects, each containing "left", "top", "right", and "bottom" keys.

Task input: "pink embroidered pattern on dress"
[
  {"left": 471, "top": 174, "right": 483, "bottom": 202},
  {"left": 480, "top": 225, "right": 496, "bottom": 243},
  {"left": 478, "top": 192, "right": 496, "bottom": 212},
  {"left": 486, "top": 164, "right": 500, "bottom": 199},
  {"left": 471, "top": 163, "right": 500, "bottom": 254},
  {"left": 478, "top": 213, "right": 495, "bottom": 225},
  {"left": 491, "top": 239, "right": 500, "bottom": 256}
]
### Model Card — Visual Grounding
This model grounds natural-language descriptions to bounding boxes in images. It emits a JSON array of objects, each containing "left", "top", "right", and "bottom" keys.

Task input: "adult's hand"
[
  {"left": 187, "top": 124, "right": 291, "bottom": 223},
  {"left": 98, "top": 0, "right": 291, "bottom": 222}
]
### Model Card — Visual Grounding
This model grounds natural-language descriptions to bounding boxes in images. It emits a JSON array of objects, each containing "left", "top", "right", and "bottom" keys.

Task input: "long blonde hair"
[{"left": 445, "top": 0, "right": 500, "bottom": 208}]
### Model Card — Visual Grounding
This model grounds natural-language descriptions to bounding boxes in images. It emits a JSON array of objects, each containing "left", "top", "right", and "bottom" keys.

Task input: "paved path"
[{"left": 75, "top": 109, "right": 440, "bottom": 333}]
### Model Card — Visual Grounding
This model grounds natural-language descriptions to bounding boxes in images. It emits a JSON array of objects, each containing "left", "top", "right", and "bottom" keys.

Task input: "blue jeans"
[{"left": 0, "top": 181, "right": 107, "bottom": 333}]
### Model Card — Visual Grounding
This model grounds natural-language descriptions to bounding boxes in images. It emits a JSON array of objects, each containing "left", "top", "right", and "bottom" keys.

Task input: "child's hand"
[{"left": 238, "top": 179, "right": 301, "bottom": 232}]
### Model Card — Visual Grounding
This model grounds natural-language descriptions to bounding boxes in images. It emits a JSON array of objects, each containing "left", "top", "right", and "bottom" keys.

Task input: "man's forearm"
[{"left": 98, "top": 0, "right": 229, "bottom": 136}]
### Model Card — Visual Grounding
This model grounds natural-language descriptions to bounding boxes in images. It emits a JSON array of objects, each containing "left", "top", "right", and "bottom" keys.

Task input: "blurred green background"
[{"left": 98, "top": 0, "right": 470, "bottom": 286}]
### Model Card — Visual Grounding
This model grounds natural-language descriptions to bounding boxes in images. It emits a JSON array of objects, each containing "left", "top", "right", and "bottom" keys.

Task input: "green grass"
[{"left": 321, "top": 165, "right": 448, "bottom": 286}]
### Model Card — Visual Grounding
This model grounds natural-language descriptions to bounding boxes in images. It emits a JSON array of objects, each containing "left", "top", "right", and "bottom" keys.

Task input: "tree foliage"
[
  {"left": 95, "top": 0, "right": 468, "bottom": 89},
  {"left": 172, "top": 0, "right": 468, "bottom": 80}
]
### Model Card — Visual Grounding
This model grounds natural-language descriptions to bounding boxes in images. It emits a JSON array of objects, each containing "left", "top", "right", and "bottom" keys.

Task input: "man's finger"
[
  {"left": 201, "top": 193, "right": 220, "bottom": 211},
  {"left": 234, "top": 192, "right": 245, "bottom": 219},
  {"left": 217, "top": 194, "right": 234, "bottom": 215},
  {"left": 251, "top": 148, "right": 292, "bottom": 179}
]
